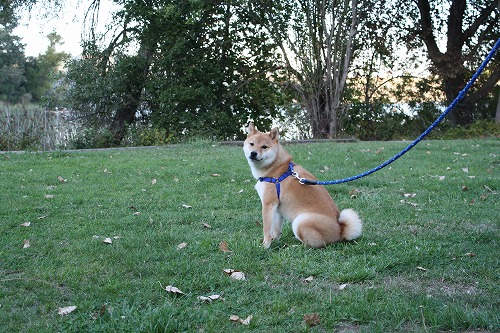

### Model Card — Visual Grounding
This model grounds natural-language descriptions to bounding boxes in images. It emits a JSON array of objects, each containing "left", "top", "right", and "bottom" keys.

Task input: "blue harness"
[{"left": 258, "top": 162, "right": 295, "bottom": 200}]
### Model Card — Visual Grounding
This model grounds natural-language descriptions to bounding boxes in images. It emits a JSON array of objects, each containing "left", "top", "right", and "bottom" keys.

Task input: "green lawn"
[{"left": 0, "top": 139, "right": 498, "bottom": 332}]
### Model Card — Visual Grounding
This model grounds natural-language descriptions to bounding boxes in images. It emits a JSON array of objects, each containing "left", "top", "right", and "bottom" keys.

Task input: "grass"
[{"left": 0, "top": 139, "right": 498, "bottom": 332}]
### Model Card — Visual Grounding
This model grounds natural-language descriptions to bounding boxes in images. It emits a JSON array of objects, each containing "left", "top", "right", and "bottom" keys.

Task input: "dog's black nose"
[{"left": 250, "top": 151, "right": 258, "bottom": 159}]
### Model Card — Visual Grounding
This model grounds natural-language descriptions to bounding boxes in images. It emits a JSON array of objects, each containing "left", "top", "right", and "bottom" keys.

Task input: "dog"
[{"left": 243, "top": 122, "right": 362, "bottom": 248}]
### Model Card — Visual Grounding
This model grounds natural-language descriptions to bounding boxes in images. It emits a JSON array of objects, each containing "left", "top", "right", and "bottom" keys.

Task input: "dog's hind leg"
[{"left": 292, "top": 213, "right": 340, "bottom": 248}]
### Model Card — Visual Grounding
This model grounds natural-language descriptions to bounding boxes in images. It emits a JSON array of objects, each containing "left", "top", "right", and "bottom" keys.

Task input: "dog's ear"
[
  {"left": 270, "top": 127, "right": 279, "bottom": 142},
  {"left": 246, "top": 122, "right": 257, "bottom": 136}
]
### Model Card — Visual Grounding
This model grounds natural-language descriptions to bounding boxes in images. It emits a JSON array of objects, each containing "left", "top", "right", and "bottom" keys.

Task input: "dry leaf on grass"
[
  {"left": 23, "top": 239, "right": 31, "bottom": 248},
  {"left": 304, "top": 276, "right": 314, "bottom": 283},
  {"left": 202, "top": 223, "right": 212, "bottom": 229},
  {"left": 211, "top": 173, "right": 220, "bottom": 177},
  {"left": 197, "top": 294, "right": 224, "bottom": 303},
  {"left": 57, "top": 175, "right": 67, "bottom": 183},
  {"left": 151, "top": 178, "right": 157, "bottom": 185},
  {"left": 338, "top": 283, "right": 349, "bottom": 290},
  {"left": 20, "top": 221, "right": 31, "bottom": 227},
  {"left": 163, "top": 285, "right": 185, "bottom": 295},
  {"left": 219, "top": 241, "right": 231, "bottom": 253},
  {"left": 181, "top": 204, "right": 192, "bottom": 209},
  {"left": 230, "top": 314, "right": 253, "bottom": 325},
  {"left": 303, "top": 313, "right": 320, "bottom": 327},
  {"left": 103, "top": 238, "right": 113, "bottom": 244},
  {"left": 223, "top": 269, "right": 246, "bottom": 280},
  {"left": 58, "top": 305, "right": 77, "bottom": 315},
  {"left": 177, "top": 242, "right": 187, "bottom": 250}
]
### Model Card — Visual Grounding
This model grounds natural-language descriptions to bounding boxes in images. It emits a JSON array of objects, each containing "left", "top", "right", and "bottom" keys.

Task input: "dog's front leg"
[{"left": 262, "top": 203, "right": 280, "bottom": 249}]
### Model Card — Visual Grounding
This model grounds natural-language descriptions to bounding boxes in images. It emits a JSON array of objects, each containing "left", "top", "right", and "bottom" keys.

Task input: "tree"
[
  {"left": 0, "top": 15, "right": 26, "bottom": 103},
  {"left": 65, "top": 0, "right": 286, "bottom": 144},
  {"left": 394, "top": 0, "right": 500, "bottom": 127},
  {"left": 24, "top": 32, "right": 70, "bottom": 105}
]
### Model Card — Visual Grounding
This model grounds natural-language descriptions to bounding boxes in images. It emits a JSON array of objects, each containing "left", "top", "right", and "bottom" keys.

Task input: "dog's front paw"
[{"left": 262, "top": 238, "right": 272, "bottom": 249}]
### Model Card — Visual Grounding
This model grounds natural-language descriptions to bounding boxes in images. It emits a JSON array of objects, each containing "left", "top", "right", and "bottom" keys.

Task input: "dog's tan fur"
[{"left": 243, "top": 122, "right": 362, "bottom": 248}]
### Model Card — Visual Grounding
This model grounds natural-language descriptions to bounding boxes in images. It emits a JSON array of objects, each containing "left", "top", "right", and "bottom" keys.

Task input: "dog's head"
[{"left": 243, "top": 122, "right": 280, "bottom": 169}]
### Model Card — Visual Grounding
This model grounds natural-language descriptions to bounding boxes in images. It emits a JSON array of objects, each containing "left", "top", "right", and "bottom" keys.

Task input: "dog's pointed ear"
[
  {"left": 246, "top": 122, "right": 257, "bottom": 136},
  {"left": 270, "top": 127, "right": 279, "bottom": 142}
]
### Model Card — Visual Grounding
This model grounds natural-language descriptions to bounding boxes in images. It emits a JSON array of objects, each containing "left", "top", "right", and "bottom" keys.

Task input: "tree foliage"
[
  {"left": 0, "top": 18, "right": 26, "bottom": 102},
  {"left": 391, "top": 0, "right": 500, "bottom": 126},
  {"left": 65, "top": 0, "right": 287, "bottom": 144}
]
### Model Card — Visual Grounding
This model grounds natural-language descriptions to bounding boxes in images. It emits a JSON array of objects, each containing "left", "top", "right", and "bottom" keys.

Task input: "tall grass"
[{"left": 0, "top": 102, "right": 78, "bottom": 151}]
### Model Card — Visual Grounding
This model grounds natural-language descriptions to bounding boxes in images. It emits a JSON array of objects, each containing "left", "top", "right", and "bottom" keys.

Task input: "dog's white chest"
[{"left": 254, "top": 181, "right": 267, "bottom": 201}]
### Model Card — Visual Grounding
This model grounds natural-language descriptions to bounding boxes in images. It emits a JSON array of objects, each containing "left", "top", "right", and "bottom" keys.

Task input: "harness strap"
[{"left": 258, "top": 162, "right": 295, "bottom": 200}]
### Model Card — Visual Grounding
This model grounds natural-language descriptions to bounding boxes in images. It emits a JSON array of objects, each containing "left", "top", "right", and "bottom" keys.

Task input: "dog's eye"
[
  {"left": 262, "top": 145, "right": 268, "bottom": 149},
  {"left": 249, "top": 142, "right": 254, "bottom": 146}
]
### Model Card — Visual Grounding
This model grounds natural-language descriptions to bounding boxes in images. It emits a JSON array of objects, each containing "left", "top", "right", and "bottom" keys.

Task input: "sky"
[{"left": 13, "top": 0, "right": 118, "bottom": 57}]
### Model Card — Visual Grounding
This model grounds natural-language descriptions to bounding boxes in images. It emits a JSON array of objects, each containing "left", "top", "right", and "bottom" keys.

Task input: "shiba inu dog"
[{"left": 243, "top": 122, "right": 362, "bottom": 248}]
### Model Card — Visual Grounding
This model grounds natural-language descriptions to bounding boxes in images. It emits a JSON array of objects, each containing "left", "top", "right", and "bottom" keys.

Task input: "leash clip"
[{"left": 292, "top": 171, "right": 306, "bottom": 185}]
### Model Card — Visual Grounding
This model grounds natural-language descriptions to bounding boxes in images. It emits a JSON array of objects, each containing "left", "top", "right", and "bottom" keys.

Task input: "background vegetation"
[
  {"left": 1, "top": 139, "right": 498, "bottom": 332},
  {"left": 1, "top": 0, "right": 499, "bottom": 149}
]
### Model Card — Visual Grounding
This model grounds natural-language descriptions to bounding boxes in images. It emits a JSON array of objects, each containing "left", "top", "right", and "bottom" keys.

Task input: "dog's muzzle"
[{"left": 249, "top": 151, "right": 262, "bottom": 161}]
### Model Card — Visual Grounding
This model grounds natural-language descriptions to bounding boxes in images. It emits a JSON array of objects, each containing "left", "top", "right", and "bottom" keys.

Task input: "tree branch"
[{"left": 416, "top": 0, "right": 442, "bottom": 61}]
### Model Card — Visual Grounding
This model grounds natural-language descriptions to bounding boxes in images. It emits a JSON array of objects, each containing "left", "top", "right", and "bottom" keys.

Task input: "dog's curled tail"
[{"left": 339, "top": 209, "right": 363, "bottom": 241}]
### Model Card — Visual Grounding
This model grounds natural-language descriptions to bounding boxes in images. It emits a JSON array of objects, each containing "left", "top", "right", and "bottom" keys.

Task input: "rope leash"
[{"left": 296, "top": 38, "right": 500, "bottom": 186}]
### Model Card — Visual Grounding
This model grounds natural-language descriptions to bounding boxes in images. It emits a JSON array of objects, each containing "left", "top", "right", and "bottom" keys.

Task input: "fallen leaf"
[
  {"left": 182, "top": 204, "right": 192, "bottom": 209},
  {"left": 464, "top": 252, "right": 476, "bottom": 257},
  {"left": 224, "top": 269, "right": 246, "bottom": 280},
  {"left": 57, "top": 175, "right": 67, "bottom": 183},
  {"left": 133, "top": 211, "right": 141, "bottom": 216},
  {"left": 103, "top": 238, "right": 113, "bottom": 244},
  {"left": 202, "top": 223, "right": 212, "bottom": 229},
  {"left": 338, "top": 283, "right": 349, "bottom": 290},
  {"left": 304, "top": 276, "right": 314, "bottom": 283},
  {"left": 20, "top": 221, "right": 31, "bottom": 227},
  {"left": 151, "top": 178, "right": 157, "bottom": 185},
  {"left": 58, "top": 305, "right": 77, "bottom": 315},
  {"left": 349, "top": 189, "right": 359, "bottom": 199},
  {"left": 241, "top": 315, "right": 253, "bottom": 326},
  {"left": 303, "top": 313, "right": 320, "bottom": 327},
  {"left": 219, "top": 240, "right": 231, "bottom": 253},
  {"left": 403, "top": 193, "right": 416, "bottom": 198},
  {"left": 164, "top": 285, "right": 185, "bottom": 295},
  {"left": 417, "top": 266, "right": 428, "bottom": 271},
  {"left": 197, "top": 294, "right": 224, "bottom": 303},
  {"left": 462, "top": 167, "right": 469, "bottom": 173},
  {"left": 211, "top": 173, "right": 220, "bottom": 177},
  {"left": 400, "top": 200, "right": 418, "bottom": 207},
  {"left": 439, "top": 176, "right": 446, "bottom": 181},
  {"left": 229, "top": 315, "right": 241, "bottom": 322},
  {"left": 23, "top": 239, "right": 31, "bottom": 248},
  {"left": 177, "top": 242, "right": 187, "bottom": 250},
  {"left": 461, "top": 185, "right": 469, "bottom": 191},
  {"left": 44, "top": 194, "right": 54, "bottom": 199}
]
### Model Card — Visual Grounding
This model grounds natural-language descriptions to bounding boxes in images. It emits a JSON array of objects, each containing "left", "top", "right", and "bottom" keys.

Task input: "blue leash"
[{"left": 297, "top": 38, "right": 500, "bottom": 186}]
